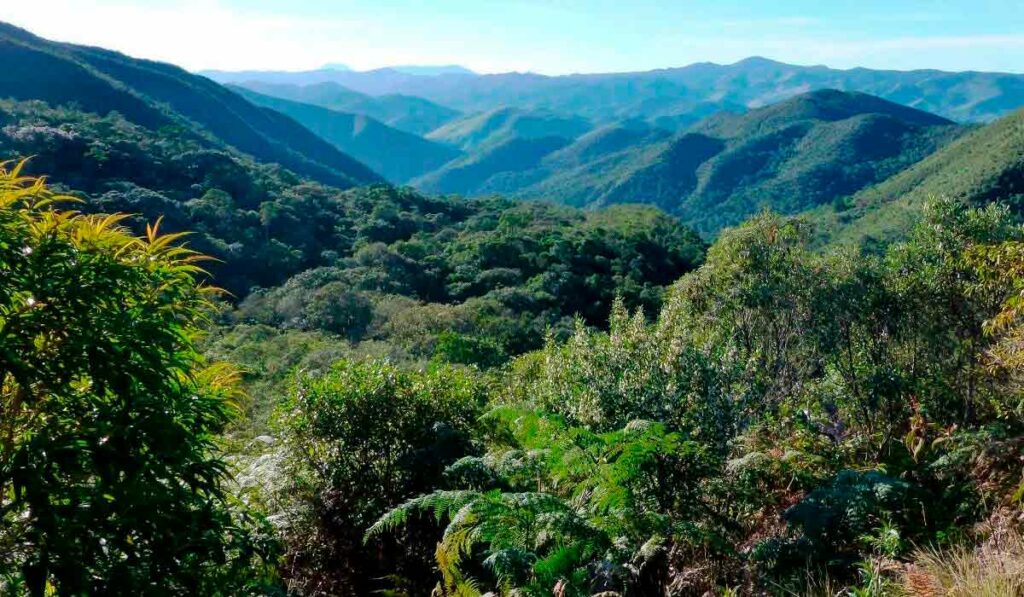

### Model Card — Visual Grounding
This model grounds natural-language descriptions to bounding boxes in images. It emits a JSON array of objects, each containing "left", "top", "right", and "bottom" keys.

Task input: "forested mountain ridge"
[
  {"left": 424, "top": 106, "right": 593, "bottom": 151},
  {"left": 0, "top": 97, "right": 706, "bottom": 364},
  {"left": 204, "top": 55, "right": 1024, "bottom": 125},
  {"left": 405, "top": 90, "right": 966, "bottom": 235},
  {"left": 816, "top": 105, "right": 1024, "bottom": 246},
  {"left": 210, "top": 67, "right": 1015, "bottom": 239},
  {"left": 231, "top": 86, "right": 461, "bottom": 183},
  {"left": 227, "top": 80, "right": 462, "bottom": 135},
  {"left": 0, "top": 99, "right": 378, "bottom": 294},
  {"left": 0, "top": 21, "right": 381, "bottom": 188}
]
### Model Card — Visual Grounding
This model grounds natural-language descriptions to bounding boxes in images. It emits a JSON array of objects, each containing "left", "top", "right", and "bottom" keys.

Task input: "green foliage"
[
  {"left": 0, "top": 99, "right": 706, "bottom": 358},
  {"left": 0, "top": 99, "right": 480, "bottom": 295},
  {"left": 280, "top": 359, "right": 485, "bottom": 595},
  {"left": 755, "top": 470, "right": 922, "bottom": 571},
  {"left": 7, "top": 27, "right": 1024, "bottom": 594},
  {"left": 506, "top": 300, "right": 726, "bottom": 436},
  {"left": 358, "top": 197, "right": 1024, "bottom": 594},
  {"left": 432, "top": 331, "right": 508, "bottom": 367},
  {"left": 0, "top": 165, "right": 276, "bottom": 594},
  {"left": 369, "top": 406, "right": 722, "bottom": 595},
  {"left": 232, "top": 199, "right": 705, "bottom": 363},
  {"left": 821, "top": 105, "right": 1024, "bottom": 247}
]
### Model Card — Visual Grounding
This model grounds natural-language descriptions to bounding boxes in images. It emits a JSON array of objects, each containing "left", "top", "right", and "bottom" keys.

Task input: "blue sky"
[{"left": 7, "top": 0, "right": 1024, "bottom": 74}]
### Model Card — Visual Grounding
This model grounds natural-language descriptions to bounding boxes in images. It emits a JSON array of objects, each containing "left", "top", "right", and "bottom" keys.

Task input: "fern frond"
[{"left": 364, "top": 490, "right": 481, "bottom": 543}]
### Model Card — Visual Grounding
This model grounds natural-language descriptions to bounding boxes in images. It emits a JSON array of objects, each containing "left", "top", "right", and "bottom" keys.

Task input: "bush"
[
  {"left": 0, "top": 164, "right": 277, "bottom": 594},
  {"left": 755, "top": 470, "right": 923, "bottom": 575},
  {"left": 280, "top": 360, "right": 486, "bottom": 595}
]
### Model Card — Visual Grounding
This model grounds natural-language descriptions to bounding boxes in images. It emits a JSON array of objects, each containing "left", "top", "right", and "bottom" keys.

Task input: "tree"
[{"left": 0, "top": 163, "right": 275, "bottom": 595}]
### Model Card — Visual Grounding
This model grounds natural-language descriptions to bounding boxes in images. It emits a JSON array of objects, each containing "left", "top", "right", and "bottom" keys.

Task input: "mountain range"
[
  {"left": 225, "top": 80, "right": 461, "bottom": 135},
  {"left": 1, "top": 20, "right": 1022, "bottom": 245},
  {"left": 231, "top": 86, "right": 460, "bottom": 182},
  {"left": 207, "top": 55, "right": 1024, "bottom": 234},
  {"left": 203, "top": 56, "right": 1024, "bottom": 125},
  {"left": 408, "top": 90, "right": 967, "bottom": 234}
]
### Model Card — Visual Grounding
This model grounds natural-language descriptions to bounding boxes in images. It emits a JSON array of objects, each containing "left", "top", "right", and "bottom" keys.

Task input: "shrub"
[
  {"left": 280, "top": 359, "right": 485, "bottom": 595},
  {"left": 0, "top": 163, "right": 276, "bottom": 594}
]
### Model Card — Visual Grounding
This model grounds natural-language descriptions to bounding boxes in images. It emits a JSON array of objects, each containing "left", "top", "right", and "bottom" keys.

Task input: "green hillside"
[
  {"left": 0, "top": 22, "right": 380, "bottom": 188},
  {"left": 820, "top": 106, "right": 1024, "bottom": 246},
  {"left": 232, "top": 87, "right": 461, "bottom": 182},
  {"left": 670, "top": 91, "right": 964, "bottom": 233},
  {"left": 0, "top": 97, "right": 704, "bottom": 333},
  {"left": 414, "top": 90, "right": 964, "bottom": 235},
  {"left": 544, "top": 119, "right": 672, "bottom": 166},
  {"left": 232, "top": 80, "right": 462, "bottom": 135},
  {"left": 425, "top": 107, "right": 592, "bottom": 151},
  {"left": 692, "top": 89, "right": 952, "bottom": 137},
  {"left": 413, "top": 135, "right": 571, "bottom": 194},
  {"left": 0, "top": 99, "right": 382, "bottom": 294}
]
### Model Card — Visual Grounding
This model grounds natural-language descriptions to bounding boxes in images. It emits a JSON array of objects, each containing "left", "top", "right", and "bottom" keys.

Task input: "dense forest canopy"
[{"left": 6, "top": 160, "right": 1024, "bottom": 594}]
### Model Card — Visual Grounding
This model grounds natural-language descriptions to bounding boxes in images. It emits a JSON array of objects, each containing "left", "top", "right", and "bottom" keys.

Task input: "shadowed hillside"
[
  {"left": 229, "top": 80, "right": 462, "bottom": 135},
  {"left": 232, "top": 86, "right": 461, "bottom": 182},
  {"left": 425, "top": 107, "right": 592, "bottom": 151},
  {"left": 0, "top": 21, "right": 380, "bottom": 188},
  {"left": 403, "top": 90, "right": 965, "bottom": 235}
]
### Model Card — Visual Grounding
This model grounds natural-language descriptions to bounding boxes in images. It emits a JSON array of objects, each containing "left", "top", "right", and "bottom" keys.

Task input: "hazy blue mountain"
[
  {"left": 200, "top": 66, "right": 475, "bottom": 97},
  {"left": 230, "top": 81, "right": 461, "bottom": 135},
  {"left": 425, "top": 107, "right": 592, "bottom": 151},
  {"left": 0, "top": 21, "right": 380, "bottom": 188},
  {"left": 414, "top": 135, "right": 573, "bottom": 195},
  {"left": 232, "top": 86, "right": 461, "bottom": 182},
  {"left": 388, "top": 65, "right": 475, "bottom": 76},
  {"left": 204, "top": 56, "right": 1024, "bottom": 125}
]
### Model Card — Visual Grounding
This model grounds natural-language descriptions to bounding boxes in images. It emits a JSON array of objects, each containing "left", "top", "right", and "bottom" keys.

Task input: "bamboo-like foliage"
[{"left": 0, "top": 161, "right": 275, "bottom": 594}]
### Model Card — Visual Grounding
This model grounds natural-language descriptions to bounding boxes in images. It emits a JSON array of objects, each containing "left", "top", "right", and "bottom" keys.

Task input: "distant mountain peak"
[
  {"left": 321, "top": 63, "right": 352, "bottom": 72},
  {"left": 732, "top": 56, "right": 786, "bottom": 68}
]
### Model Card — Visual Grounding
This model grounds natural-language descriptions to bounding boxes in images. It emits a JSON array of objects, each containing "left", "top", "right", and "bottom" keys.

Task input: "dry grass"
[
  {"left": 768, "top": 569, "right": 849, "bottom": 597},
  {"left": 903, "top": 530, "right": 1024, "bottom": 596}
]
